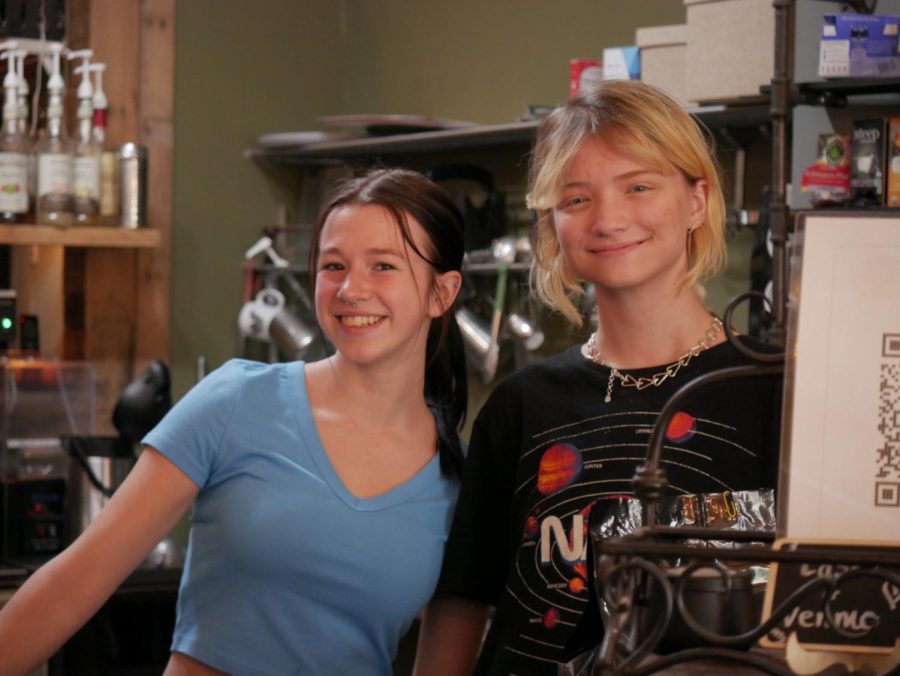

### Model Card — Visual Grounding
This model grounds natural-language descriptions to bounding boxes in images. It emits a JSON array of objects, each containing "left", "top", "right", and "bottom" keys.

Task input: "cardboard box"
[
  {"left": 888, "top": 116, "right": 900, "bottom": 207},
  {"left": 818, "top": 13, "right": 900, "bottom": 78},
  {"left": 601, "top": 46, "right": 640, "bottom": 81},
  {"left": 850, "top": 118, "right": 887, "bottom": 205},
  {"left": 635, "top": 24, "right": 687, "bottom": 106},
  {"left": 684, "top": 0, "right": 774, "bottom": 104}
]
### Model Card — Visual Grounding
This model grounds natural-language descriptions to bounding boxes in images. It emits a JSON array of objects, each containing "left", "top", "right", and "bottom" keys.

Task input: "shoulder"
[
  {"left": 205, "top": 358, "right": 300, "bottom": 390},
  {"left": 474, "top": 345, "right": 593, "bottom": 419},
  {"left": 704, "top": 335, "right": 784, "bottom": 368},
  {"left": 485, "top": 347, "right": 589, "bottom": 406},
  {"left": 493, "top": 345, "right": 588, "bottom": 393}
]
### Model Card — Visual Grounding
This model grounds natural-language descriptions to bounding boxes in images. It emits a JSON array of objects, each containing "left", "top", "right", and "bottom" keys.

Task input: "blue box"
[
  {"left": 818, "top": 13, "right": 900, "bottom": 78},
  {"left": 602, "top": 46, "right": 641, "bottom": 81}
]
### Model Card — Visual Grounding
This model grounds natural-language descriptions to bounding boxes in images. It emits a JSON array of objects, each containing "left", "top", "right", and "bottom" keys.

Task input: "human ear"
[
  {"left": 428, "top": 270, "right": 462, "bottom": 318},
  {"left": 688, "top": 178, "right": 708, "bottom": 231}
]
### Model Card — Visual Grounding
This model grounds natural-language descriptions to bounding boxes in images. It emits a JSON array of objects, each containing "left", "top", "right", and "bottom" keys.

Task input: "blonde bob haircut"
[{"left": 527, "top": 80, "right": 727, "bottom": 326}]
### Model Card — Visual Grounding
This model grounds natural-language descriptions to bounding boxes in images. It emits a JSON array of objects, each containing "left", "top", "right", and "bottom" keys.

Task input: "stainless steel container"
[{"left": 119, "top": 143, "right": 147, "bottom": 228}]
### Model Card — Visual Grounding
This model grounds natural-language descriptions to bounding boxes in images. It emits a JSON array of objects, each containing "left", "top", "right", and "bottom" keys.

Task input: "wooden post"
[{"left": 63, "top": 0, "right": 173, "bottom": 431}]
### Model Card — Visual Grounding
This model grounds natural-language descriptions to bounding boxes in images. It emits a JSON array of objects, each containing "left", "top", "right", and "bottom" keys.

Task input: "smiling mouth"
[
  {"left": 340, "top": 315, "right": 384, "bottom": 327},
  {"left": 591, "top": 241, "right": 643, "bottom": 255}
]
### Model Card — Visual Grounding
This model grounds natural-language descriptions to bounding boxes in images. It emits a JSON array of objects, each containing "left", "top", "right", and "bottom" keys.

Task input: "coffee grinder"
[{"left": 64, "top": 360, "right": 171, "bottom": 541}]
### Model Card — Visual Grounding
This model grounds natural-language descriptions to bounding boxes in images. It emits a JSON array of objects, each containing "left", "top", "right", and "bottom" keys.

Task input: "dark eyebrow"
[{"left": 318, "top": 246, "right": 405, "bottom": 257}]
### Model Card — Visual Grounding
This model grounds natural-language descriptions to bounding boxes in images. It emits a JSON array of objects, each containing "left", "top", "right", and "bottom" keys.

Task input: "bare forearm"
[
  {"left": 0, "top": 449, "right": 196, "bottom": 675},
  {"left": 0, "top": 547, "right": 134, "bottom": 674},
  {"left": 413, "top": 595, "right": 491, "bottom": 676}
]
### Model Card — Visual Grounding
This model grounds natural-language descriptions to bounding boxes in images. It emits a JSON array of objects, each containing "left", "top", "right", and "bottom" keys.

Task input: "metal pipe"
[{"left": 768, "top": 0, "right": 795, "bottom": 345}]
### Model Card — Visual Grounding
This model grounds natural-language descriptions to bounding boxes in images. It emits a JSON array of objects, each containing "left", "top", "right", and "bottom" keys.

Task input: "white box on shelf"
[
  {"left": 601, "top": 46, "right": 641, "bottom": 81},
  {"left": 684, "top": 0, "right": 775, "bottom": 104},
  {"left": 635, "top": 23, "right": 687, "bottom": 106}
]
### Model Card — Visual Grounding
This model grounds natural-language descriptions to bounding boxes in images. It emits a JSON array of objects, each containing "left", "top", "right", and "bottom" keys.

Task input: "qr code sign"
[
  {"left": 876, "top": 334, "right": 900, "bottom": 507},
  {"left": 885, "top": 333, "right": 900, "bottom": 358}
]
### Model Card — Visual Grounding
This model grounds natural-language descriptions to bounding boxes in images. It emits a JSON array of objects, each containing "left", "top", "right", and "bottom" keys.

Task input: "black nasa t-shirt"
[{"left": 437, "top": 337, "right": 782, "bottom": 675}]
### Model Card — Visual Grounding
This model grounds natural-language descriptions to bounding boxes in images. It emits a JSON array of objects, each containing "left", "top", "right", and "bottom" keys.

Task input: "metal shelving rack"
[{"left": 246, "top": 105, "right": 772, "bottom": 168}]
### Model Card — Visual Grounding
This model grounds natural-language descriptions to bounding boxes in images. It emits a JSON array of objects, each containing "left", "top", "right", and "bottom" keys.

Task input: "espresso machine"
[{"left": 1, "top": 359, "right": 170, "bottom": 561}]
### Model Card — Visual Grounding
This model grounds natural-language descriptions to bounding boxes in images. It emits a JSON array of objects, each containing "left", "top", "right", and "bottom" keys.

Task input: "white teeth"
[{"left": 341, "top": 315, "right": 381, "bottom": 327}]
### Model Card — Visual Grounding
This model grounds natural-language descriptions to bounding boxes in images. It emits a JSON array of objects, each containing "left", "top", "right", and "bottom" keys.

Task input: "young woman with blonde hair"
[{"left": 414, "top": 80, "right": 781, "bottom": 675}]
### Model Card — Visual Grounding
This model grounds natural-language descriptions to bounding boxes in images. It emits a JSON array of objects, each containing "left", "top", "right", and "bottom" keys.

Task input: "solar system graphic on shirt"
[{"left": 503, "top": 405, "right": 754, "bottom": 664}]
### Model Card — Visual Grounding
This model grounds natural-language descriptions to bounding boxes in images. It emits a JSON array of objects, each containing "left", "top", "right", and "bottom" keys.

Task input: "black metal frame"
[{"left": 587, "top": 291, "right": 900, "bottom": 674}]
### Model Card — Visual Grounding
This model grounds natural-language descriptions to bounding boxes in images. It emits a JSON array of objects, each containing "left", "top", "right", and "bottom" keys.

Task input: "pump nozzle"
[
  {"left": 0, "top": 40, "right": 19, "bottom": 90},
  {"left": 68, "top": 49, "right": 93, "bottom": 101},
  {"left": 0, "top": 46, "right": 19, "bottom": 122},
  {"left": 1, "top": 49, "right": 17, "bottom": 90},
  {"left": 11, "top": 49, "right": 27, "bottom": 100},
  {"left": 45, "top": 43, "right": 65, "bottom": 95},
  {"left": 88, "top": 63, "right": 107, "bottom": 111}
]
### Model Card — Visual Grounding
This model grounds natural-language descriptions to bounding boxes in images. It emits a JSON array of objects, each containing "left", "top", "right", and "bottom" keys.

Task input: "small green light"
[{"left": 1, "top": 317, "right": 12, "bottom": 330}]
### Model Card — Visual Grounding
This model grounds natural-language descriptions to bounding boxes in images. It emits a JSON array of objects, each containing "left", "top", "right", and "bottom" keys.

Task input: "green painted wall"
[
  {"left": 340, "top": 0, "right": 686, "bottom": 123},
  {"left": 171, "top": 0, "right": 690, "bottom": 397},
  {"left": 172, "top": 1, "right": 344, "bottom": 396}
]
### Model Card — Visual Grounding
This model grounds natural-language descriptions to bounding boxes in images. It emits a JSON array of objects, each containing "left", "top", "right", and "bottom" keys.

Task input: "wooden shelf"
[
  {"left": 245, "top": 120, "right": 539, "bottom": 166},
  {"left": 0, "top": 224, "right": 160, "bottom": 248},
  {"left": 246, "top": 104, "right": 773, "bottom": 167}
]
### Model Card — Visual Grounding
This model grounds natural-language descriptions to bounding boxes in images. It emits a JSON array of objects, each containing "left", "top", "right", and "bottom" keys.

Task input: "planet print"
[
  {"left": 537, "top": 443, "right": 583, "bottom": 495},
  {"left": 523, "top": 514, "right": 539, "bottom": 539},
  {"left": 568, "top": 577, "right": 586, "bottom": 593},
  {"left": 543, "top": 608, "right": 560, "bottom": 629},
  {"left": 665, "top": 411, "right": 696, "bottom": 443}
]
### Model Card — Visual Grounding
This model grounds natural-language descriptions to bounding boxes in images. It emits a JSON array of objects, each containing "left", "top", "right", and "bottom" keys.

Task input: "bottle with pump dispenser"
[
  {"left": 0, "top": 43, "right": 29, "bottom": 223},
  {"left": 89, "top": 62, "right": 118, "bottom": 226},
  {"left": 35, "top": 43, "right": 73, "bottom": 226},
  {"left": 15, "top": 48, "right": 36, "bottom": 217},
  {"left": 69, "top": 49, "right": 100, "bottom": 225}
]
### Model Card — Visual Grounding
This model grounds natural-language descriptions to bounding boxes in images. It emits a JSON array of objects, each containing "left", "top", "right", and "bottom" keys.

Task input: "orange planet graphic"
[
  {"left": 537, "top": 443, "right": 583, "bottom": 495},
  {"left": 568, "top": 577, "right": 586, "bottom": 593},
  {"left": 665, "top": 411, "right": 696, "bottom": 443}
]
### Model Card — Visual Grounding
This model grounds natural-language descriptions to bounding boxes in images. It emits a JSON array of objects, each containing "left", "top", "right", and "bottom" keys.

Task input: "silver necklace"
[{"left": 585, "top": 317, "right": 723, "bottom": 403}]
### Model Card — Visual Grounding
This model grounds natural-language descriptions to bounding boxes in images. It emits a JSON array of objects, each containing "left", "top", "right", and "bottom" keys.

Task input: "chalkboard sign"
[{"left": 761, "top": 539, "right": 900, "bottom": 653}]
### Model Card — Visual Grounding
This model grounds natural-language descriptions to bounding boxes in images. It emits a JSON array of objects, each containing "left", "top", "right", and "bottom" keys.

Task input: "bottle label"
[
  {"left": 73, "top": 155, "right": 101, "bottom": 200},
  {"left": 100, "top": 150, "right": 119, "bottom": 217},
  {"left": 0, "top": 151, "right": 28, "bottom": 212},
  {"left": 38, "top": 153, "right": 73, "bottom": 197}
]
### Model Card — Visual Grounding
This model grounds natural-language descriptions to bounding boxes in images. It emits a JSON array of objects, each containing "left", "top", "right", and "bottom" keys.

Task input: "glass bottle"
[
  {"left": 35, "top": 45, "right": 73, "bottom": 226},
  {"left": 91, "top": 63, "right": 118, "bottom": 226},
  {"left": 0, "top": 52, "right": 29, "bottom": 223},
  {"left": 72, "top": 95, "right": 100, "bottom": 225}
]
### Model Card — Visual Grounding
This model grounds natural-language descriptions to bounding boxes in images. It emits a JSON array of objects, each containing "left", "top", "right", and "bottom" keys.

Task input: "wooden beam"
[{"left": 134, "top": 0, "right": 175, "bottom": 371}]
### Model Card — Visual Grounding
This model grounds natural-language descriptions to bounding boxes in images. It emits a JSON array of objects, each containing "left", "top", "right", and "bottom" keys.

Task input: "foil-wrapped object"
[
  {"left": 560, "top": 489, "right": 775, "bottom": 674},
  {"left": 591, "top": 488, "right": 775, "bottom": 562}
]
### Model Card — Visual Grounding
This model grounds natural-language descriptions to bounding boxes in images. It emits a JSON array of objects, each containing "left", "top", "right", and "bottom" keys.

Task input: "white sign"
[{"left": 783, "top": 214, "right": 900, "bottom": 541}]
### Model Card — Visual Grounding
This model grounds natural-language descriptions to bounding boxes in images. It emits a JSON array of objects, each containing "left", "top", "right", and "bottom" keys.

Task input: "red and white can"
[{"left": 569, "top": 59, "right": 603, "bottom": 99}]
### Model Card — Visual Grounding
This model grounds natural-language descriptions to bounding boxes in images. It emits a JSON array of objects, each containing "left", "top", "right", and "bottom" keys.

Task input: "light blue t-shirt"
[{"left": 143, "top": 359, "right": 459, "bottom": 675}]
